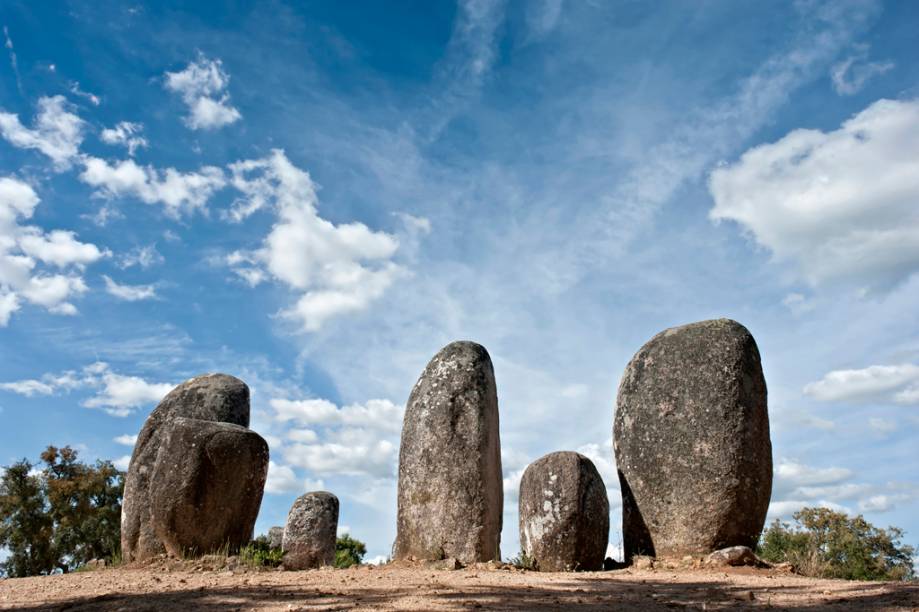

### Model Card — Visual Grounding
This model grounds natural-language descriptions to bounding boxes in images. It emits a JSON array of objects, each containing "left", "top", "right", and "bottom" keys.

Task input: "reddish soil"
[{"left": 1, "top": 562, "right": 917, "bottom": 611}]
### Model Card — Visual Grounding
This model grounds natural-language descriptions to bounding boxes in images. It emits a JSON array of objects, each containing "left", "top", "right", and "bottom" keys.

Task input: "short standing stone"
[
  {"left": 283, "top": 492, "right": 339, "bottom": 570},
  {"left": 121, "top": 373, "right": 260, "bottom": 562},
  {"left": 268, "top": 526, "right": 284, "bottom": 550},
  {"left": 395, "top": 341, "right": 503, "bottom": 564},
  {"left": 518, "top": 451, "right": 609, "bottom": 571},
  {"left": 149, "top": 417, "right": 269, "bottom": 557},
  {"left": 613, "top": 319, "right": 772, "bottom": 559}
]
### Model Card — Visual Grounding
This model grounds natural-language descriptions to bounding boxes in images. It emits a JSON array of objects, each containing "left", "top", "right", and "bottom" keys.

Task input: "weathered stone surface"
[
  {"left": 614, "top": 319, "right": 772, "bottom": 559},
  {"left": 268, "top": 526, "right": 284, "bottom": 550},
  {"left": 121, "top": 373, "right": 257, "bottom": 562},
  {"left": 282, "top": 492, "right": 339, "bottom": 570},
  {"left": 518, "top": 451, "right": 609, "bottom": 571},
  {"left": 395, "top": 341, "right": 503, "bottom": 564},
  {"left": 706, "top": 546, "right": 760, "bottom": 567},
  {"left": 149, "top": 417, "right": 268, "bottom": 556}
]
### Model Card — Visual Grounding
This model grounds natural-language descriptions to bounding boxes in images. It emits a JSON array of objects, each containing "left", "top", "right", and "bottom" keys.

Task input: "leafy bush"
[
  {"left": 758, "top": 506, "right": 916, "bottom": 581},
  {"left": 335, "top": 534, "right": 366, "bottom": 568},
  {"left": 508, "top": 551, "right": 537, "bottom": 570},
  {"left": 0, "top": 446, "right": 124, "bottom": 577},
  {"left": 239, "top": 535, "right": 284, "bottom": 568}
]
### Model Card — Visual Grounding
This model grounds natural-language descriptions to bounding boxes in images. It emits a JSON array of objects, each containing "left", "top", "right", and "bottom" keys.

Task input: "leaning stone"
[
  {"left": 121, "top": 373, "right": 251, "bottom": 562},
  {"left": 283, "top": 491, "right": 339, "bottom": 570},
  {"left": 394, "top": 341, "right": 503, "bottom": 564},
  {"left": 518, "top": 451, "right": 609, "bottom": 571},
  {"left": 149, "top": 417, "right": 269, "bottom": 557},
  {"left": 614, "top": 319, "right": 772, "bottom": 559},
  {"left": 706, "top": 546, "right": 760, "bottom": 567},
  {"left": 267, "top": 526, "right": 284, "bottom": 550}
]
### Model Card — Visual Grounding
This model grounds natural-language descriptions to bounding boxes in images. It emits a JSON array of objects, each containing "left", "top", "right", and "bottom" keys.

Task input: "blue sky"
[{"left": 1, "top": 0, "right": 918, "bottom": 564}]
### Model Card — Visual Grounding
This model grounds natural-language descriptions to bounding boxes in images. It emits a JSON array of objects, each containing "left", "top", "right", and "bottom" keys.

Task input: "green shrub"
[
  {"left": 508, "top": 551, "right": 537, "bottom": 570},
  {"left": 757, "top": 506, "right": 916, "bottom": 581},
  {"left": 239, "top": 535, "right": 284, "bottom": 568},
  {"left": 335, "top": 534, "right": 366, "bottom": 568}
]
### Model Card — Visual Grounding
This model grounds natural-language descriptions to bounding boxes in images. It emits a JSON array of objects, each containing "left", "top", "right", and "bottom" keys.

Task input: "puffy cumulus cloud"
[
  {"left": 102, "top": 275, "right": 157, "bottom": 301},
  {"left": 0, "top": 362, "right": 172, "bottom": 417},
  {"left": 113, "top": 455, "right": 131, "bottom": 471},
  {"left": 830, "top": 45, "right": 894, "bottom": 96},
  {"left": 265, "top": 460, "right": 301, "bottom": 494},
  {"left": 283, "top": 438, "right": 397, "bottom": 478},
  {"left": 270, "top": 398, "right": 402, "bottom": 433},
  {"left": 225, "top": 150, "right": 403, "bottom": 331},
  {"left": 100, "top": 121, "right": 147, "bottom": 156},
  {"left": 113, "top": 434, "right": 137, "bottom": 446},
  {"left": 709, "top": 99, "right": 919, "bottom": 292},
  {"left": 804, "top": 364, "right": 919, "bottom": 405},
  {"left": 164, "top": 56, "right": 241, "bottom": 130},
  {"left": 0, "top": 177, "right": 105, "bottom": 324},
  {"left": 80, "top": 156, "right": 225, "bottom": 218},
  {"left": 0, "top": 96, "right": 84, "bottom": 169}
]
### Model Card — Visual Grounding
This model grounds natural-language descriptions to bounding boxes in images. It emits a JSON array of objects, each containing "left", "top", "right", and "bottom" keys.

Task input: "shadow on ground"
[{"left": 4, "top": 572, "right": 917, "bottom": 611}]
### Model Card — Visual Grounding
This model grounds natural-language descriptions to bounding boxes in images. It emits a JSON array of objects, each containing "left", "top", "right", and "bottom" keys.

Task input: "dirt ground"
[{"left": 1, "top": 562, "right": 917, "bottom": 611}]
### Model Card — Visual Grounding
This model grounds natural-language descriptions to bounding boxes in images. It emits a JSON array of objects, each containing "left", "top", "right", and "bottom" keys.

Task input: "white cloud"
[
  {"left": 271, "top": 398, "right": 402, "bottom": 432},
  {"left": 100, "top": 121, "right": 147, "bottom": 155},
  {"left": 103, "top": 275, "right": 157, "bottom": 301},
  {"left": 114, "top": 434, "right": 137, "bottom": 446},
  {"left": 710, "top": 98, "right": 919, "bottom": 291},
  {"left": 0, "top": 362, "right": 173, "bottom": 417},
  {"left": 225, "top": 150, "right": 403, "bottom": 331},
  {"left": 868, "top": 417, "right": 896, "bottom": 434},
  {"left": 80, "top": 156, "right": 225, "bottom": 218},
  {"left": 164, "top": 56, "right": 241, "bottom": 130},
  {"left": 82, "top": 364, "right": 173, "bottom": 416},
  {"left": 858, "top": 494, "right": 910, "bottom": 513},
  {"left": 69, "top": 82, "right": 100, "bottom": 106},
  {"left": 118, "top": 244, "right": 163, "bottom": 269},
  {"left": 0, "top": 96, "right": 84, "bottom": 169},
  {"left": 830, "top": 45, "right": 894, "bottom": 96},
  {"left": 775, "top": 459, "right": 852, "bottom": 487},
  {"left": 287, "top": 428, "right": 318, "bottom": 443},
  {"left": 0, "top": 379, "right": 54, "bottom": 396},
  {"left": 0, "top": 177, "right": 105, "bottom": 324},
  {"left": 283, "top": 439, "right": 396, "bottom": 478},
  {"left": 113, "top": 455, "right": 131, "bottom": 471},
  {"left": 264, "top": 460, "right": 301, "bottom": 494},
  {"left": 804, "top": 364, "right": 919, "bottom": 405}
]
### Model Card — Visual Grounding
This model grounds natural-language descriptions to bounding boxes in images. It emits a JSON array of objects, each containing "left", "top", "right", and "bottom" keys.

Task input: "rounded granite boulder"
[
  {"left": 121, "top": 373, "right": 259, "bottom": 562},
  {"left": 519, "top": 451, "right": 609, "bottom": 571},
  {"left": 613, "top": 319, "right": 772, "bottom": 559},
  {"left": 282, "top": 492, "right": 339, "bottom": 570},
  {"left": 149, "top": 417, "right": 269, "bottom": 557},
  {"left": 394, "top": 341, "right": 503, "bottom": 564}
]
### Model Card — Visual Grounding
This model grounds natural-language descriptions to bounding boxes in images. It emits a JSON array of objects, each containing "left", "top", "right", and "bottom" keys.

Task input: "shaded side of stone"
[
  {"left": 518, "top": 451, "right": 609, "bottom": 571},
  {"left": 121, "top": 373, "right": 251, "bottom": 562},
  {"left": 282, "top": 492, "right": 339, "bottom": 570},
  {"left": 149, "top": 417, "right": 269, "bottom": 556},
  {"left": 395, "top": 341, "right": 503, "bottom": 564},
  {"left": 613, "top": 319, "right": 772, "bottom": 559},
  {"left": 267, "top": 526, "right": 284, "bottom": 550}
]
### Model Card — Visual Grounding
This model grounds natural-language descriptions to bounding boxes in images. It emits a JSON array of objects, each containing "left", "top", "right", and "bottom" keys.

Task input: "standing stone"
[
  {"left": 268, "top": 526, "right": 284, "bottom": 550},
  {"left": 149, "top": 417, "right": 269, "bottom": 557},
  {"left": 613, "top": 319, "right": 772, "bottom": 560},
  {"left": 395, "top": 341, "right": 503, "bottom": 564},
  {"left": 518, "top": 451, "right": 609, "bottom": 571},
  {"left": 121, "top": 373, "right": 265, "bottom": 562},
  {"left": 282, "top": 492, "right": 339, "bottom": 570}
]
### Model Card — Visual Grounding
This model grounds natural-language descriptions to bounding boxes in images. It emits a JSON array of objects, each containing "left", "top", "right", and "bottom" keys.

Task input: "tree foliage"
[
  {"left": 758, "top": 506, "right": 916, "bottom": 581},
  {"left": 0, "top": 446, "right": 124, "bottom": 577},
  {"left": 335, "top": 534, "right": 366, "bottom": 568}
]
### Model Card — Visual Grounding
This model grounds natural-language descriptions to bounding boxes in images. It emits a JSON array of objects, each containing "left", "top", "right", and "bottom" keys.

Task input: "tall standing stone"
[
  {"left": 282, "top": 492, "right": 339, "bottom": 570},
  {"left": 613, "top": 319, "right": 772, "bottom": 559},
  {"left": 395, "top": 341, "right": 503, "bottom": 564},
  {"left": 121, "top": 373, "right": 268, "bottom": 562},
  {"left": 518, "top": 451, "right": 609, "bottom": 571}
]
